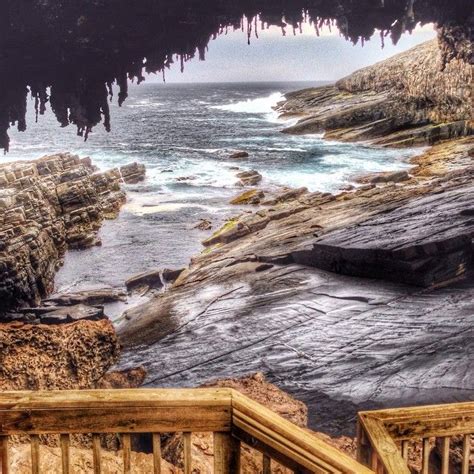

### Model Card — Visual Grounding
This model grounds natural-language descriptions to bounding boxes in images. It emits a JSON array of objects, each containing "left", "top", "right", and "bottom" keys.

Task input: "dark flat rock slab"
[{"left": 296, "top": 185, "right": 474, "bottom": 286}]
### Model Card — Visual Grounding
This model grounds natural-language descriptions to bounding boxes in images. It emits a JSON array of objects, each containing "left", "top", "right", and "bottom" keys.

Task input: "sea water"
[{"left": 7, "top": 81, "right": 417, "bottom": 294}]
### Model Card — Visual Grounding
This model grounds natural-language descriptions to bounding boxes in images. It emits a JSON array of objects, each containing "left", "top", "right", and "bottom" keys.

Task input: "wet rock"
[
  {"left": 230, "top": 189, "right": 265, "bottom": 205},
  {"left": 299, "top": 185, "right": 474, "bottom": 287},
  {"left": 38, "top": 304, "right": 105, "bottom": 324},
  {"left": 194, "top": 218, "right": 212, "bottom": 230},
  {"left": 0, "top": 153, "right": 145, "bottom": 312},
  {"left": 126, "top": 269, "right": 163, "bottom": 294},
  {"left": 176, "top": 176, "right": 196, "bottom": 182},
  {"left": 357, "top": 170, "right": 410, "bottom": 184},
  {"left": 119, "top": 162, "right": 146, "bottom": 184},
  {"left": 43, "top": 288, "right": 127, "bottom": 306},
  {"left": 229, "top": 150, "right": 249, "bottom": 159},
  {"left": 261, "top": 187, "right": 308, "bottom": 205},
  {"left": 236, "top": 170, "right": 262, "bottom": 186},
  {"left": 162, "top": 268, "right": 184, "bottom": 284}
]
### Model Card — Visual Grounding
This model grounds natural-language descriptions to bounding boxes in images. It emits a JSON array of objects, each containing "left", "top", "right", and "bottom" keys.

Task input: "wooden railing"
[
  {"left": 0, "top": 388, "right": 372, "bottom": 474},
  {"left": 358, "top": 401, "right": 474, "bottom": 474}
]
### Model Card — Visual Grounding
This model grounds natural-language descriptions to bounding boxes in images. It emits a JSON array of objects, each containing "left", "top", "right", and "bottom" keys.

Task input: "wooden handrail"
[
  {"left": 0, "top": 388, "right": 373, "bottom": 473},
  {"left": 358, "top": 402, "right": 474, "bottom": 474}
]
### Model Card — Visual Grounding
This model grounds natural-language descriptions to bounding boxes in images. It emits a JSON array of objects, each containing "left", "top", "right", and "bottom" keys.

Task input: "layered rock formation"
[
  {"left": 0, "top": 153, "right": 145, "bottom": 312},
  {"left": 278, "top": 39, "right": 472, "bottom": 147}
]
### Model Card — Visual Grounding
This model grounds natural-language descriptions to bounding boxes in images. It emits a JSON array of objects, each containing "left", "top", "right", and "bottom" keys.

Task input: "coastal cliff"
[
  {"left": 278, "top": 39, "right": 472, "bottom": 146},
  {"left": 0, "top": 154, "right": 145, "bottom": 311}
]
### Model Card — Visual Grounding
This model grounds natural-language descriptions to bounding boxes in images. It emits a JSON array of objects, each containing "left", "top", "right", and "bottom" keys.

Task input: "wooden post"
[
  {"left": 401, "top": 441, "right": 408, "bottom": 462},
  {"left": 213, "top": 432, "right": 241, "bottom": 474},
  {"left": 262, "top": 453, "right": 271, "bottom": 474},
  {"left": 441, "top": 437, "right": 450, "bottom": 474},
  {"left": 421, "top": 438, "right": 430, "bottom": 474},
  {"left": 183, "top": 432, "right": 192, "bottom": 474},
  {"left": 0, "top": 436, "right": 9, "bottom": 474},
  {"left": 122, "top": 434, "right": 131, "bottom": 474},
  {"left": 92, "top": 433, "right": 102, "bottom": 474},
  {"left": 152, "top": 433, "right": 162, "bottom": 474},
  {"left": 462, "top": 434, "right": 470, "bottom": 474},
  {"left": 60, "top": 434, "right": 70, "bottom": 474},
  {"left": 31, "top": 435, "right": 40, "bottom": 474}
]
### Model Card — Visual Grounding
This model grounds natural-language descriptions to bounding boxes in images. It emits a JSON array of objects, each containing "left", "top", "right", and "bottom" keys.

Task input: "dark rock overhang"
[{"left": 0, "top": 0, "right": 472, "bottom": 152}]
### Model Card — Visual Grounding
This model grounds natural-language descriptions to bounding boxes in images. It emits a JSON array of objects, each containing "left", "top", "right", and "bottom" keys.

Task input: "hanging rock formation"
[{"left": 0, "top": 0, "right": 472, "bottom": 152}]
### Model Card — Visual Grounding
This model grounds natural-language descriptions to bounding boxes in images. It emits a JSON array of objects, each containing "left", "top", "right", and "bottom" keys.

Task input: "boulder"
[
  {"left": 126, "top": 269, "right": 163, "bottom": 293},
  {"left": 229, "top": 150, "right": 249, "bottom": 159},
  {"left": 162, "top": 268, "right": 184, "bottom": 284},
  {"left": 230, "top": 189, "right": 265, "bottom": 205},
  {"left": 236, "top": 170, "right": 262, "bottom": 186},
  {"left": 119, "top": 162, "right": 146, "bottom": 184}
]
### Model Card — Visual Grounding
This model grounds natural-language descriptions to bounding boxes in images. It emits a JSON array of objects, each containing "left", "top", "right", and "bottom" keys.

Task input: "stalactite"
[{"left": 0, "top": 0, "right": 470, "bottom": 153}]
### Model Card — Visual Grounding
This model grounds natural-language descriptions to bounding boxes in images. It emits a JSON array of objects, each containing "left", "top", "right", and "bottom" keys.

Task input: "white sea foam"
[{"left": 212, "top": 92, "right": 284, "bottom": 114}]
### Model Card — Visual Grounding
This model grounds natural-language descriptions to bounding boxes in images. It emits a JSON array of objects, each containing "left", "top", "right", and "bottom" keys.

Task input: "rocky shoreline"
[{"left": 0, "top": 35, "right": 472, "bottom": 470}]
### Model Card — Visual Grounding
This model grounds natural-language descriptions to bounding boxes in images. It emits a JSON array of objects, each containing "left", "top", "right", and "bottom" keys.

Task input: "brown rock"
[
  {"left": 229, "top": 150, "right": 249, "bottom": 159},
  {"left": 230, "top": 189, "right": 265, "bottom": 205},
  {"left": 236, "top": 170, "right": 262, "bottom": 186},
  {"left": 0, "top": 318, "right": 120, "bottom": 391},
  {"left": 126, "top": 269, "right": 163, "bottom": 294},
  {"left": 194, "top": 218, "right": 213, "bottom": 230}
]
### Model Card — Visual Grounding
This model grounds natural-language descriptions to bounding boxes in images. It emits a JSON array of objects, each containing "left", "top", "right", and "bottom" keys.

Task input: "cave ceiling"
[{"left": 0, "top": 0, "right": 472, "bottom": 152}]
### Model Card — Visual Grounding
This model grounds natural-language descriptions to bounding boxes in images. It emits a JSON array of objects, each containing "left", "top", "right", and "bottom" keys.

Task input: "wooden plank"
[
  {"left": 0, "top": 388, "right": 233, "bottom": 410},
  {"left": 462, "top": 434, "right": 470, "bottom": 474},
  {"left": 183, "top": 432, "right": 192, "bottom": 474},
  {"left": 122, "top": 433, "right": 131, "bottom": 474},
  {"left": 358, "top": 415, "right": 409, "bottom": 474},
  {"left": 421, "top": 438, "right": 430, "bottom": 474},
  {"left": 60, "top": 434, "right": 70, "bottom": 474},
  {"left": 152, "top": 433, "right": 161, "bottom": 474},
  {"left": 440, "top": 437, "right": 450, "bottom": 474},
  {"left": 384, "top": 415, "right": 474, "bottom": 440},
  {"left": 31, "top": 434, "right": 40, "bottom": 474},
  {"left": 0, "top": 405, "right": 231, "bottom": 434},
  {"left": 92, "top": 433, "right": 101, "bottom": 474},
  {"left": 0, "top": 436, "right": 9, "bottom": 474},
  {"left": 231, "top": 391, "right": 372, "bottom": 474},
  {"left": 233, "top": 413, "right": 335, "bottom": 473},
  {"left": 214, "top": 432, "right": 232, "bottom": 474},
  {"left": 262, "top": 454, "right": 271, "bottom": 474},
  {"left": 359, "top": 402, "right": 474, "bottom": 421},
  {"left": 229, "top": 436, "right": 241, "bottom": 474},
  {"left": 400, "top": 440, "right": 408, "bottom": 461}
]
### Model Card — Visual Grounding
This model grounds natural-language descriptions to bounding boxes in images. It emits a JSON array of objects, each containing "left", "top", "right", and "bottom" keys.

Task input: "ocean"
[{"left": 7, "top": 81, "right": 416, "bottom": 301}]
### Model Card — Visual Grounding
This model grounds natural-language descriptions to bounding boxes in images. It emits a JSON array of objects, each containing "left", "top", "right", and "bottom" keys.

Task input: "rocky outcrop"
[
  {"left": 117, "top": 137, "right": 474, "bottom": 435},
  {"left": 0, "top": 318, "right": 120, "bottom": 391},
  {"left": 0, "top": 153, "right": 145, "bottom": 312},
  {"left": 278, "top": 40, "right": 472, "bottom": 147}
]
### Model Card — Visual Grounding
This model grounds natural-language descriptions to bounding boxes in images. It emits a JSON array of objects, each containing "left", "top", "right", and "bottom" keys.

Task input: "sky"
[{"left": 152, "top": 22, "right": 436, "bottom": 83}]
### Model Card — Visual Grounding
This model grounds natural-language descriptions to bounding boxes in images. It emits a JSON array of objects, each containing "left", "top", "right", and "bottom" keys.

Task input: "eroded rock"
[{"left": 0, "top": 153, "right": 145, "bottom": 312}]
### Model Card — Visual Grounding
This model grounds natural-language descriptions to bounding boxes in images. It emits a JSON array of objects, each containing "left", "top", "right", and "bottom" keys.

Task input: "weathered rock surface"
[
  {"left": 118, "top": 138, "right": 474, "bottom": 435},
  {"left": 0, "top": 153, "right": 145, "bottom": 312},
  {"left": 278, "top": 40, "right": 472, "bottom": 147},
  {"left": 236, "top": 170, "right": 263, "bottom": 186},
  {"left": 126, "top": 269, "right": 164, "bottom": 294},
  {"left": 0, "top": 318, "right": 120, "bottom": 390}
]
